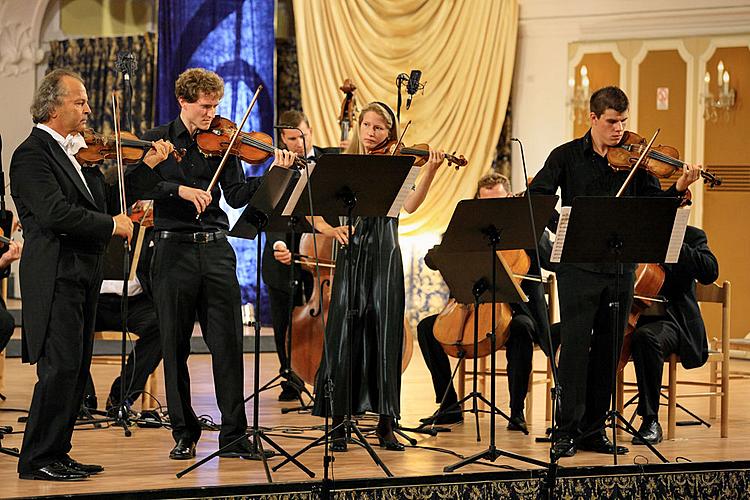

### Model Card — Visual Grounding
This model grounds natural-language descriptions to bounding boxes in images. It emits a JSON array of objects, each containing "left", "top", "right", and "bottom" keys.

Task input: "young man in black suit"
[
  {"left": 132, "top": 68, "right": 296, "bottom": 460},
  {"left": 630, "top": 225, "right": 718, "bottom": 444},
  {"left": 10, "top": 69, "right": 167, "bottom": 481}
]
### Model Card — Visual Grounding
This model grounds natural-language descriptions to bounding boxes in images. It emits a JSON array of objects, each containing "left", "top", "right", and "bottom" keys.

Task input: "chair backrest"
[{"left": 696, "top": 281, "right": 731, "bottom": 358}]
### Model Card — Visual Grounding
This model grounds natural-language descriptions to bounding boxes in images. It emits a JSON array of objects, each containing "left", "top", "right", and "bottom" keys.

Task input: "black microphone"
[
  {"left": 405, "top": 69, "right": 422, "bottom": 110},
  {"left": 115, "top": 51, "right": 136, "bottom": 81}
]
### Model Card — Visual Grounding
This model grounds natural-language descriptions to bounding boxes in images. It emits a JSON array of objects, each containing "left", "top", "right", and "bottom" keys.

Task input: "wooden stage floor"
[{"left": 1, "top": 343, "right": 749, "bottom": 498}]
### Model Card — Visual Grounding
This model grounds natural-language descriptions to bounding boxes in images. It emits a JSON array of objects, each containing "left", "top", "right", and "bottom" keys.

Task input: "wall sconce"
[
  {"left": 702, "top": 60, "right": 736, "bottom": 122},
  {"left": 568, "top": 65, "right": 590, "bottom": 125}
]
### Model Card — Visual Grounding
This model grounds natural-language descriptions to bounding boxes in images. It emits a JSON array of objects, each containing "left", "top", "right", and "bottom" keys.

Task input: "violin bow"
[
  {"left": 616, "top": 128, "right": 660, "bottom": 198},
  {"left": 390, "top": 120, "right": 412, "bottom": 155},
  {"left": 205, "top": 84, "right": 263, "bottom": 194}
]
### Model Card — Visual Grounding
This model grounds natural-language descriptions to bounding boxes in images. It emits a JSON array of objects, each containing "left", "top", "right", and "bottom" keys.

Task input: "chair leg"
[
  {"left": 140, "top": 369, "right": 159, "bottom": 411},
  {"left": 721, "top": 358, "right": 729, "bottom": 438},
  {"left": 525, "top": 364, "right": 533, "bottom": 423},
  {"left": 709, "top": 359, "right": 718, "bottom": 420},
  {"left": 667, "top": 356, "right": 677, "bottom": 440},
  {"left": 616, "top": 369, "right": 625, "bottom": 415}
]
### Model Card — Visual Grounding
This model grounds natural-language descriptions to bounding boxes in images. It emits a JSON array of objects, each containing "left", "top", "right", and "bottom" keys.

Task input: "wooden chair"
[
  {"left": 458, "top": 273, "right": 558, "bottom": 422},
  {"left": 617, "top": 280, "right": 731, "bottom": 439},
  {"left": 91, "top": 330, "right": 160, "bottom": 410}
]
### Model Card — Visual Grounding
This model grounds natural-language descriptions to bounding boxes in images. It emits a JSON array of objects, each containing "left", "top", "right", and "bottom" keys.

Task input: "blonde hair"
[
  {"left": 175, "top": 68, "right": 224, "bottom": 102},
  {"left": 344, "top": 102, "right": 399, "bottom": 154}
]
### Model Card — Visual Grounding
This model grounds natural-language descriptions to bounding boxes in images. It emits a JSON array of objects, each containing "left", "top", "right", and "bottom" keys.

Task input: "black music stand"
[
  {"left": 241, "top": 167, "right": 316, "bottom": 411},
  {"left": 433, "top": 196, "right": 556, "bottom": 473},
  {"left": 553, "top": 196, "right": 683, "bottom": 466},
  {"left": 176, "top": 166, "right": 314, "bottom": 482},
  {"left": 272, "top": 154, "right": 415, "bottom": 482}
]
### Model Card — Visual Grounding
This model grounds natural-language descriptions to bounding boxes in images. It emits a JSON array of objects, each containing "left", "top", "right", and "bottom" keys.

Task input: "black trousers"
[
  {"left": 84, "top": 293, "right": 162, "bottom": 406},
  {"left": 0, "top": 297, "right": 13, "bottom": 353},
  {"left": 267, "top": 271, "right": 312, "bottom": 376},
  {"left": 18, "top": 249, "right": 102, "bottom": 473},
  {"left": 630, "top": 318, "right": 680, "bottom": 419},
  {"left": 151, "top": 237, "right": 247, "bottom": 446},
  {"left": 416, "top": 312, "right": 534, "bottom": 415},
  {"left": 555, "top": 265, "right": 635, "bottom": 438}
]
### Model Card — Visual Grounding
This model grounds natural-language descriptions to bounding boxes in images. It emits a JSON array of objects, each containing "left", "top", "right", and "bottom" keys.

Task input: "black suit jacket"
[
  {"left": 660, "top": 226, "right": 719, "bottom": 369},
  {"left": 10, "top": 127, "right": 150, "bottom": 363}
]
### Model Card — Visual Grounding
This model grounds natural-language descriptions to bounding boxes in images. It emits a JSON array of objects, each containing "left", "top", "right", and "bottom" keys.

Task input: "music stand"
[
  {"left": 176, "top": 166, "right": 314, "bottom": 482},
  {"left": 433, "top": 196, "right": 556, "bottom": 473},
  {"left": 272, "top": 154, "right": 416, "bottom": 481},
  {"left": 552, "top": 196, "right": 685, "bottom": 466}
]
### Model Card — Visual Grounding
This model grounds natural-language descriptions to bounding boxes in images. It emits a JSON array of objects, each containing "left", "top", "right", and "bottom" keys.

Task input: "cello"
[{"left": 432, "top": 249, "right": 531, "bottom": 359}]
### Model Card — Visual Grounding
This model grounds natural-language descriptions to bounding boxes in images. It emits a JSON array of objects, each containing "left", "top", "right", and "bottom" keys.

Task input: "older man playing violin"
[
  {"left": 10, "top": 69, "right": 165, "bottom": 481},
  {"left": 529, "top": 86, "right": 701, "bottom": 459}
]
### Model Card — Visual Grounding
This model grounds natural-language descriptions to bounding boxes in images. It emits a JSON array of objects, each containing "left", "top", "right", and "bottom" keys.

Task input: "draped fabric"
[
  {"left": 292, "top": 0, "right": 519, "bottom": 238},
  {"left": 47, "top": 33, "right": 156, "bottom": 136},
  {"left": 156, "top": 0, "right": 275, "bottom": 316}
]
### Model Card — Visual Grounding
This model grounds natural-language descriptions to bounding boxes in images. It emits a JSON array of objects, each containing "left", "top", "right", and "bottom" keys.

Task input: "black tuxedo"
[
  {"left": 631, "top": 226, "right": 718, "bottom": 418},
  {"left": 10, "top": 126, "right": 151, "bottom": 473}
]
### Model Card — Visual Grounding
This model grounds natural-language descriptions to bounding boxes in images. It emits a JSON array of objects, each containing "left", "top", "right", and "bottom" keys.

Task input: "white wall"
[{"left": 511, "top": 0, "right": 750, "bottom": 192}]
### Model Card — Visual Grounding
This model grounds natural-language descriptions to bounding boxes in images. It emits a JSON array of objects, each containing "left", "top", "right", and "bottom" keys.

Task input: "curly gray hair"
[{"left": 30, "top": 69, "right": 84, "bottom": 124}]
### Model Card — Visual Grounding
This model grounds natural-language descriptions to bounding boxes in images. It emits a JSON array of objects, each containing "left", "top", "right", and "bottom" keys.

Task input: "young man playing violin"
[
  {"left": 529, "top": 86, "right": 702, "bottom": 458},
  {"left": 130, "top": 68, "right": 296, "bottom": 460},
  {"left": 629, "top": 226, "right": 717, "bottom": 445},
  {"left": 417, "top": 173, "right": 554, "bottom": 432},
  {"left": 10, "top": 69, "right": 163, "bottom": 481}
]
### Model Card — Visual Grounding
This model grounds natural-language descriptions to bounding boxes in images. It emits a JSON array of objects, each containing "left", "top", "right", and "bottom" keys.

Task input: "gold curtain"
[{"left": 292, "top": 0, "right": 519, "bottom": 238}]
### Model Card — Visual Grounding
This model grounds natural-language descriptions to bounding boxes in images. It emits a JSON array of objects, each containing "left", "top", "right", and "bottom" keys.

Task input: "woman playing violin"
[{"left": 310, "top": 101, "right": 445, "bottom": 451}]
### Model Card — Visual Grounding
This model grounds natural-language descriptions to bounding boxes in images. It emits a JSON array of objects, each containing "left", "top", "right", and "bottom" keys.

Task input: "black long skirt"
[{"left": 312, "top": 216, "right": 405, "bottom": 419}]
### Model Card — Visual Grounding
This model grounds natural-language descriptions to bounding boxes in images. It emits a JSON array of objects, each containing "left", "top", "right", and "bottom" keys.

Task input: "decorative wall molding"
[{"left": 0, "top": 22, "right": 45, "bottom": 77}]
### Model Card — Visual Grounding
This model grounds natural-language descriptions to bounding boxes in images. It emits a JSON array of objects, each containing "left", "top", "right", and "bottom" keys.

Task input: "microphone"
[
  {"left": 405, "top": 69, "right": 422, "bottom": 110},
  {"left": 115, "top": 51, "right": 136, "bottom": 81}
]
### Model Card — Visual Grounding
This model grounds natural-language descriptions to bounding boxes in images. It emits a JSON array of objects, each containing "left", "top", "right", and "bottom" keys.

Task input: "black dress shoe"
[
  {"left": 19, "top": 461, "right": 89, "bottom": 481},
  {"left": 579, "top": 434, "right": 628, "bottom": 455},
  {"left": 278, "top": 383, "right": 301, "bottom": 402},
  {"left": 330, "top": 438, "right": 348, "bottom": 452},
  {"left": 376, "top": 432, "right": 405, "bottom": 451},
  {"left": 551, "top": 437, "right": 576, "bottom": 458},
  {"left": 61, "top": 457, "right": 104, "bottom": 474},
  {"left": 218, "top": 438, "right": 275, "bottom": 459},
  {"left": 507, "top": 414, "right": 528, "bottom": 433},
  {"left": 420, "top": 410, "right": 463, "bottom": 426},
  {"left": 169, "top": 438, "right": 197, "bottom": 460},
  {"left": 632, "top": 420, "right": 663, "bottom": 445}
]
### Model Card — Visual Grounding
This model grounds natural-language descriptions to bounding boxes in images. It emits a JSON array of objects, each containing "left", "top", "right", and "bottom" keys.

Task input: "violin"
[
  {"left": 196, "top": 116, "right": 307, "bottom": 169},
  {"left": 618, "top": 263, "right": 666, "bottom": 371},
  {"left": 129, "top": 200, "right": 154, "bottom": 228},
  {"left": 339, "top": 79, "right": 357, "bottom": 142},
  {"left": 75, "top": 129, "right": 185, "bottom": 166},
  {"left": 288, "top": 232, "right": 414, "bottom": 385},
  {"left": 608, "top": 131, "right": 721, "bottom": 187},
  {"left": 433, "top": 249, "right": 530, "bottom": 358},
  {"left": 371, "top": 139, "right": 468, "bottom": 170}
]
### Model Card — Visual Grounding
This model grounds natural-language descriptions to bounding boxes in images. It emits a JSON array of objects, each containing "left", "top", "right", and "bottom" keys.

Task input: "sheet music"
[
  {"left": 664, "top": 207, "right": 690, "bottom": 264},
  {"left": 550, "top": 206, "right": 571, "bottom": 263},
  {"left": 387, "top": 165, "right": 421, "bottom": 217},
  {"left": 281, "top": 163, "right": 315, "bottom": 216}
]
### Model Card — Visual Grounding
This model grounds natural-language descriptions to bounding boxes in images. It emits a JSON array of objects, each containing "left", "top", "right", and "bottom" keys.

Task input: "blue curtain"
[{"left": 157, "top": 0, "right": 275, "bottom": 322}]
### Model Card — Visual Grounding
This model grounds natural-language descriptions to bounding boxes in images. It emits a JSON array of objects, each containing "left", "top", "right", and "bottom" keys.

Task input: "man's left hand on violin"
[
  {"left": 676, "top": 162, "right": 703, "bottom": 192},
  {"left": 272, "top": 148, "right": 298, "bottom": 169},
  {"left": 143, "top": 139, "right": 176, "bottom": 168}
]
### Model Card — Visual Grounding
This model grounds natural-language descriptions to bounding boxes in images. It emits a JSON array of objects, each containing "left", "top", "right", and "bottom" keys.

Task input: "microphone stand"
[{"left": 512, "top": 137, "right": 563, "bottom": 499}]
